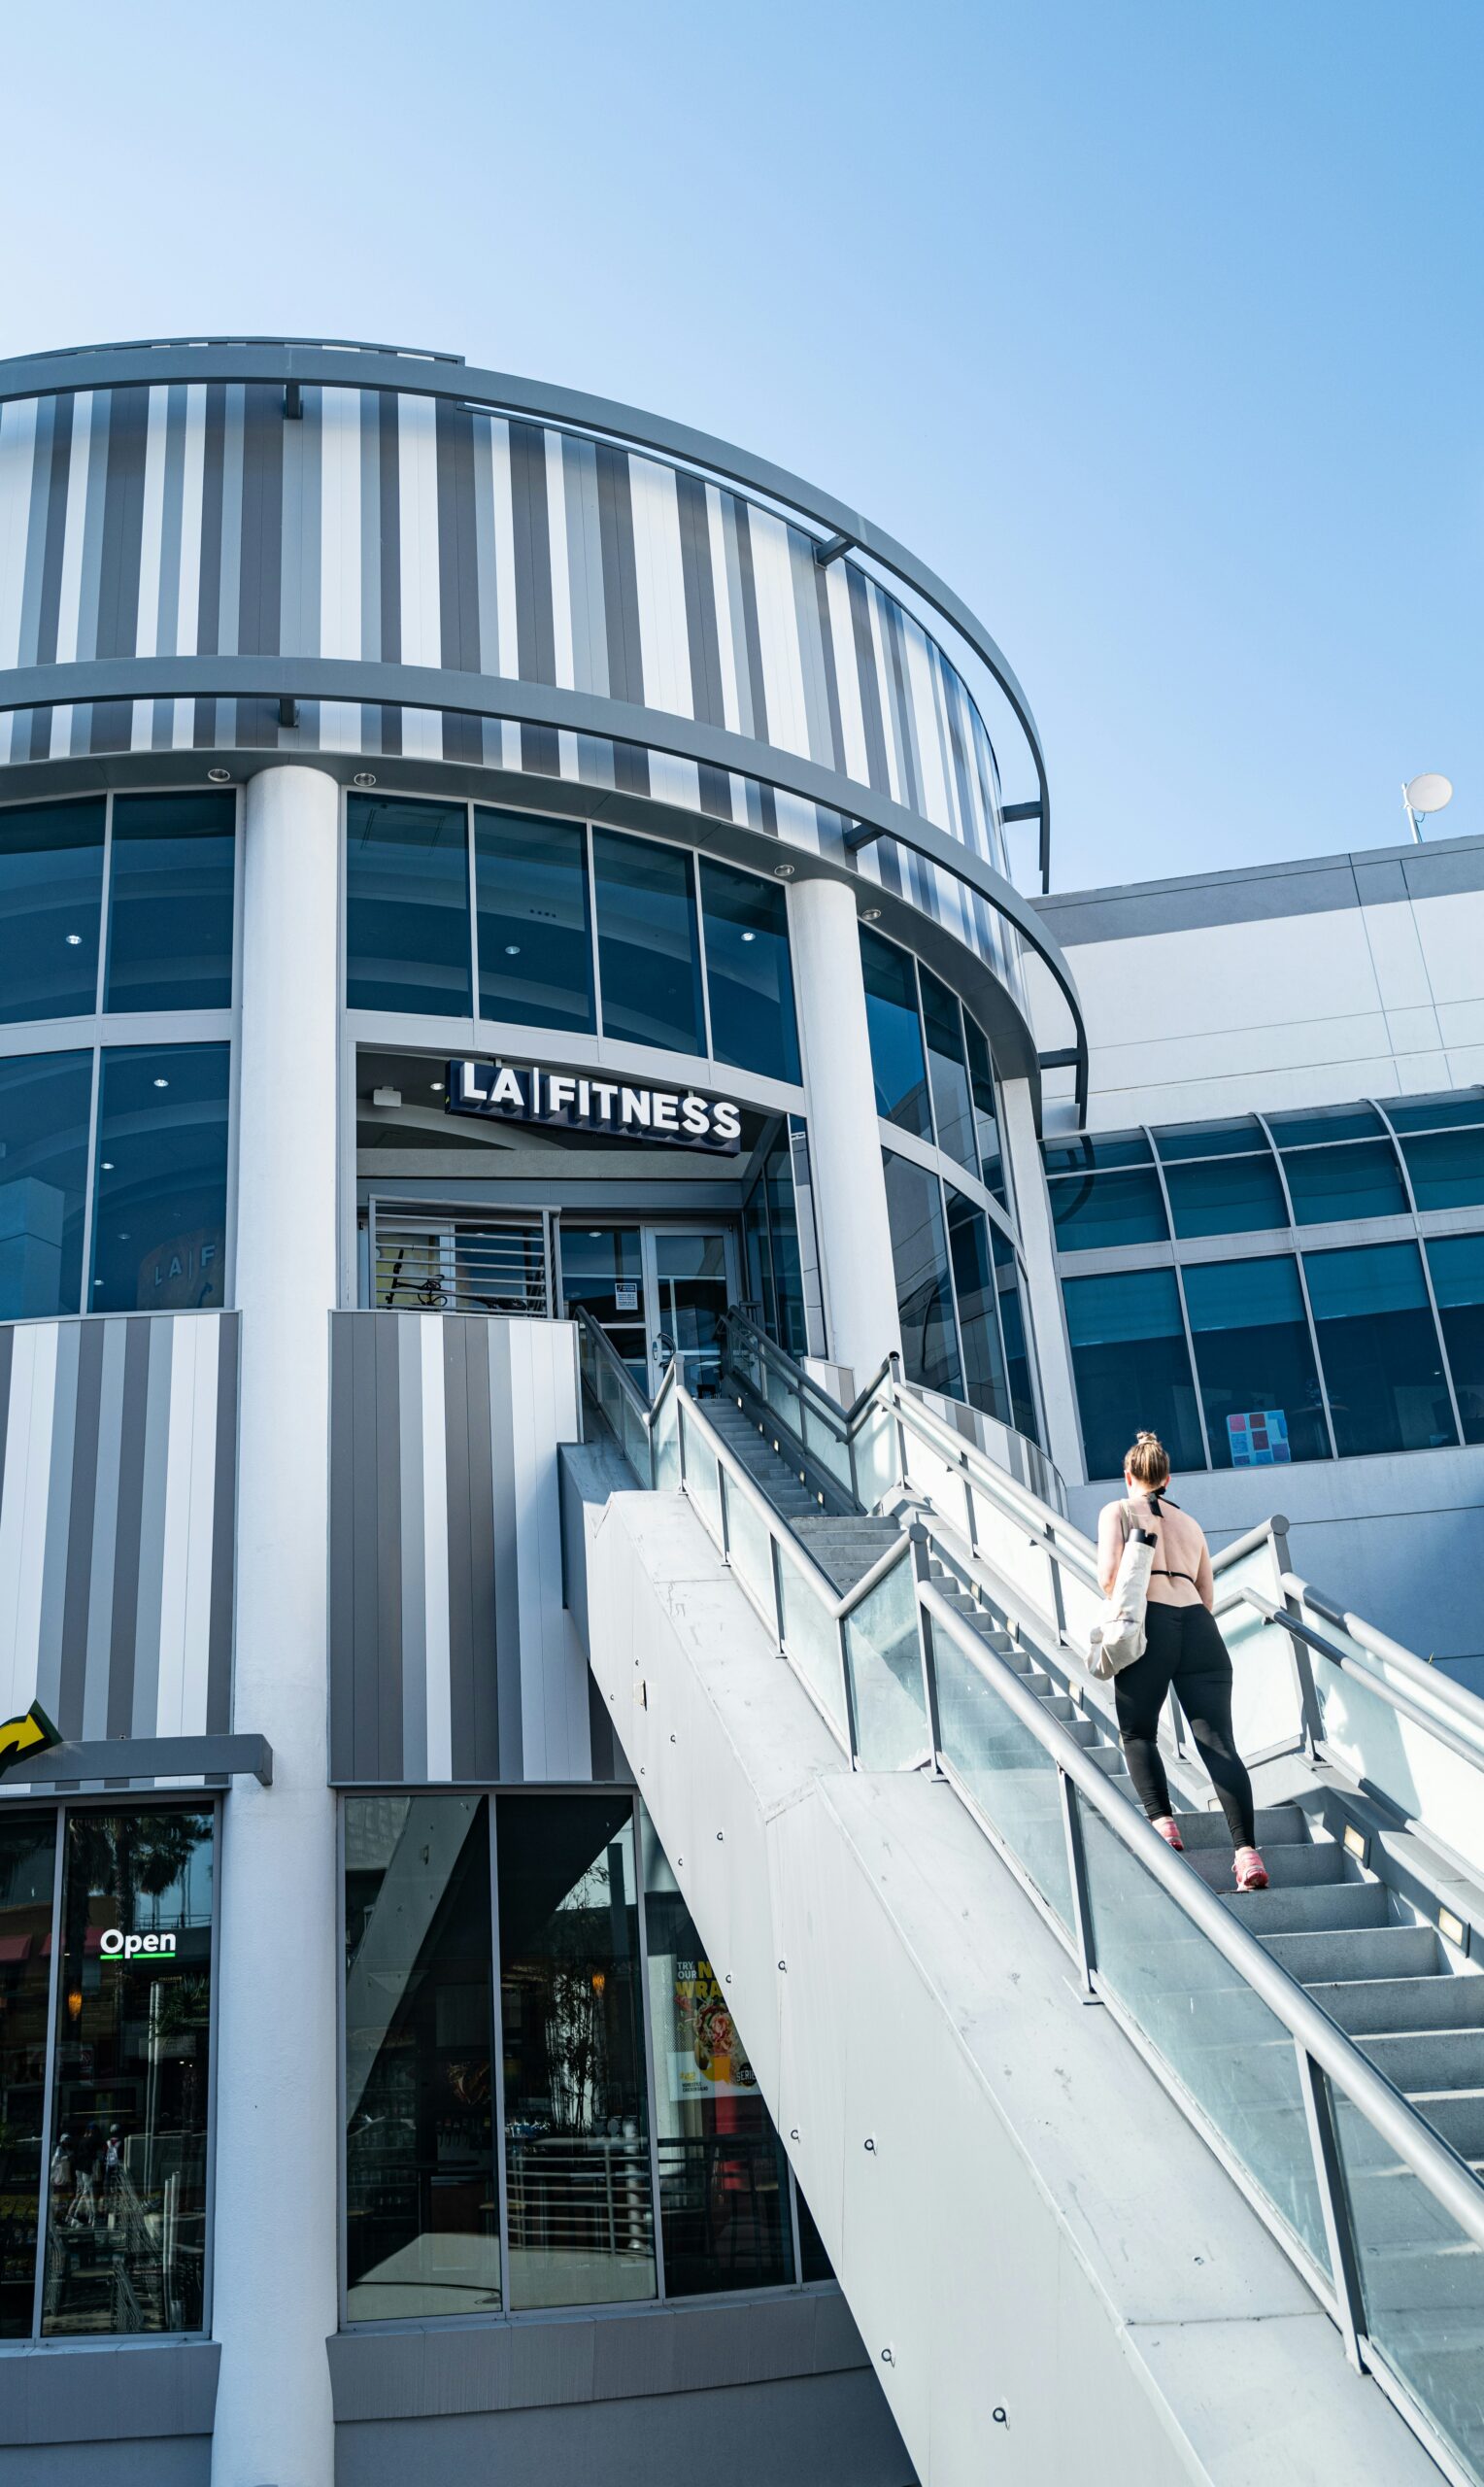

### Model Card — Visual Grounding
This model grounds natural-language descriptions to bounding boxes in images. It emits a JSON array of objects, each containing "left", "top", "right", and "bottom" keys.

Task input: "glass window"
[
  {"left": 1042, "top": 1130, "right": 1150, "bottom": 1173},
  {"left": 1267, "top": 1103, "right": 1386, "bottom": 1147},
  {"left": 1426, "top": 1236, "right": 1484, "bottom": 1446},
  {"left": 794, "top": 2183, "right": 834, "bottom": 2282},
  {"left": 347, "top": 794, "right": 472, "bottom": 1017},
  {"left": 1063, "top": 1268, "right": 1204, "bottom": 1481},
  {"left": 559, "top": 1226, "right": 647, "bottom": 1388},
  {"left": 1280, "top": 1140, "right": 1408, "bottom": 1224},
  {"left": 1048, "top": 1168, "right": 1168, "bottom": 1250},
  {"left": 1386, "top": 1091, "right": 1484, "bottom": 1134},
  {"left": 496, "top": 1792, "right": 656, "bottom": 2310},
  {"left": 105, "top": 793, "right": 235, "bottom": 1013},
  {"left": 992, "top": 1226, "right": 1042, "bottom": 1447},
  {"left": 640, "top": 1815, "right": 793, "bottom": 2297},
  {"left": 919, "top": 968, "right": 976, "bottom": 1175},
  {"left": 0, "top": 1814, "right": 57, "bottom": 2335},
  {"left": 963, "top": 1017, "right": 1007, "bottom": 1207},
  {"left": 43, "top": 1809, "right": 214, "bottom": 2336},
  {"left": 860, "top": 930, "right": 930, "bottom": 1139},
  {"left": 1181, "top": 1257, "right": 1330, "bottom": 1467},
  {"left": 0, "top": 1051, "right": 92, "bottom": 1319},
  {"left": 474, "top": 810, "right": 593, "bottom": 1035},
  {"left": 1153, "top": 1116, "right": 1268, "bottom": 1161},
  {"left": 344, "top": 1795, "right": 499, "bottom": 2322},
  {"left": 883, "top": 1150, "right": 962, "bottom": 1397},
  {"left": 1400, "top": 1127, "right": 1484, "bottom": 1211},
  {"left": 1303, "top": 1242, "right": 1455, "bottom": 1456},
  {"left": 0, "top": 798, "right": 104, "bottom": 1025},
  {"left": 699, "top": 862, "right": 799, "bottom": 1083},
  {"left": 1163, "top": 1151, "right": 1288, "bottom": 1240},
  {"left": 946, "top": 1188, "right": 1010, "bottom": 1425},
  {"left": 593, "top": 831, "right": 704, "bottom": 1057},
  {"left": 90, "top": 1044, "right": 229, "bottom": 1314}
]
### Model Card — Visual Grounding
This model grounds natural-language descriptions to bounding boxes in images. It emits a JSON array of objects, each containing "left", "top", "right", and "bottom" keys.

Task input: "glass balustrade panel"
[
  {"left": 844, "top": 1554, "right": 928, "bottom": 1771},
  {"left": 801, "top": 1397, "right": 854, "bottom": 1495},
  {"left": 653, "top": 1389, "right": 682, "bottom": 1493},
  {"left": 777, "top": 1554, "right": 847, "bottom": 1736},
  {"left": 1209, "top": 1541, "right": 1302, "bottom": 1760},
  {"left": 930, "top": 1623, "right": 1073, "bottom": 1927},
  {"left": 853, "top": 1405, "right": 901, "bottom": 1509},
  {"left": 722, "top": 1482, "right": 776, "bottom": 1632},
  {"left": 680, "top": 1413, "right": 724, "bottom": 1550}
]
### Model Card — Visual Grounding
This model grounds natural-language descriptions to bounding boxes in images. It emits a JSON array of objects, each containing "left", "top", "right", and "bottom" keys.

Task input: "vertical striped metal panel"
[
  {"left": 0, "top": 385, "right": 1017, "bottom": 995},
  {"left": 328, "top": 1312, "right": 587, "bottom": 1786},
  {"left": 0, "top": 1312, "right": 237, "bottom": 1778}
]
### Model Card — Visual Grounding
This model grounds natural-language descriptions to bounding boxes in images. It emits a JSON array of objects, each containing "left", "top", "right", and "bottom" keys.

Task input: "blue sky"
[{"left": 3, "top": 0, "right": 1478, "bottom": 893}]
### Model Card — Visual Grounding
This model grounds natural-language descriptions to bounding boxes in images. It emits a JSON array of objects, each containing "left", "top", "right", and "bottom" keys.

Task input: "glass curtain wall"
[
  {"left": 342, "top": 1790, "right": 828, "bottom": 2324},
  {"left": 860, "top": 927, "right": 1009, "bottom": 1203},
  {"left": 1062, "top": 1269, "right": 1205, "bottom": 1482},
  {"left": 741, "top": 1121, "right": 809, "bottom": 1356},
  {"left": 474, "top": 811, "right": 593, "bottom": 1034},
  {"left": 0, "top": 1814, "right": 60, "bottom": 2334},
  {"left": 591, "top": 832, "right": 705, "bottom": 1057},
  {"left": 0, "top": 792, "right": 238, "bottom": 1028},
  {"left": 1428, "top": 1235, "right": 1484, "bottom": 1443},
  {"left": 0, "top": 800, "right": 105, "bottom": 1023},
  {"left": 883, "top": 1152, "right": 1043, "bottom": 1445}
]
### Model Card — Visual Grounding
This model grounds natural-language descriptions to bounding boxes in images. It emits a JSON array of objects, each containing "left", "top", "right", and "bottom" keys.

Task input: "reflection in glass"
[
  {"left": 963, "top": 1015, "right": 1008, "bottom": 1206},
  {"left": 1265, "top": 1103, "right": 1385, "bottom": 1148},
  {"left": 1153, "top": 1116, "right": 1269, "bottom": 1161},
  {"left": 1048, "top": 1167, "right": 1168, "bottom": 1250},
  {"left": 105, "top": 793, "right": 236, "bottom": 1014},
  {"left": 560, "top": 1227, "right": 647, "bottom": 1389},
  {"left": 346, "top": 795, "right": 472, "bottom": 1017},
  {"left": 1400, "top": 1126, "right": 1484, "bottom": 1211},
  {"left": 0, "top": 1053, "right": 92, "bottom": 1320},
  {"left": 860, "top": 930, "right": 930, "bottom": 1139},
  {"left": 1280, "top": 1140, "right": 1407, "bottom": 1224},
  {"left": 653, "top": 1231, "right": 729, "bottom": 1397},
  {"left": 0, "top": 799, "right": 104, "bottom": 1025},
  {"left": 474, "top": 810, "right": 593, "bottom": 1034},
  {"left": 0, "top": 1815, "right": 56, "bottom": 2334},
  {"left": 496, "top": 1793, "right": 656, "bottom": 2309},
  {"left": 1304, "top": 1242, "right": 1455, "bottom": 1456},
  {"left": 883, "top": 1150, "right": 962, "bottom": 1397},
  {"left": 742, "top": 1125, "right": 808, "bottom": 1357},
  {"left": 1182, "top": 1256, "right": 1330, "bottom": 1467},
  {"left": 344, "top": 1796, "right": 499, "bottom": 2321},
  {"left": 933, "top": 1620, "right": 1072, "bottom": 1925},
  {"left": 43, "top": 1809, "right": 214, "bottom": 2335},
  {"left": 1064, "top": 1267, "right": 1203, "bottom": 1480},
  {"left": 89, "top": 1045, "right": 229, "bottom": 1313},
  {"left": 639, "top": 1814, "right": 793, "bottom": 2297},
  {"left": 1386, "top": 1091, "right": 1484, "bottom": 1134},
  {"left": 593, "top": 832, "right": 703, "bottom": 1056},
  {"left": 992, "top": 1226, "right": 1042, "bottom": 1447},
  {"left": 946, "top": 1189, "right": 1010, "bottom": 1425},
  {"left": 699, "top": 861, "right": 799, "bottom": 1083},
  {"left": 919, "top": 967, "right": 976, "bottom": 1175},
  {"left": 1043, "top": 1130, "right": 1151, "bottom": 1171},
  {"left": 1163, "top": 1151, "right": 1287, "bottom": 1240},
  {"left": 1428, "top": 1235, "right": 1484, "bottom": 1445},
  {"left": 794, "top": 2182, "right": 834, "bottom": 2282}
]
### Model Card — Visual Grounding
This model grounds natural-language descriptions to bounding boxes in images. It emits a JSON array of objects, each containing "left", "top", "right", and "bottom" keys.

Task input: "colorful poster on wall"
[
  {"left": 667, "top": 1956, "right": 759, "bottom": 2102},
  {"left": 1227, "top": 1409, "right": 1292, "bottom": 1466}
]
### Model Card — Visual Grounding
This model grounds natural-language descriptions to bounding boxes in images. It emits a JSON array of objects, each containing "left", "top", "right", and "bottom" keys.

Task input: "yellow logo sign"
[{"left": 0, "top": 1703, "right": 61, "bottom": 1776}]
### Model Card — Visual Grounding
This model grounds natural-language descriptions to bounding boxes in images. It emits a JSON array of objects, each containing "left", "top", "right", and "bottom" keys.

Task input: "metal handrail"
[{"left": 1284, "top": 1571, "right": 1484, "bottom": 1742}]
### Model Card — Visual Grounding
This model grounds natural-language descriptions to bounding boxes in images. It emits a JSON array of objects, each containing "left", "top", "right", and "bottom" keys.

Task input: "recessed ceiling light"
[
  {"left": 65, "top": 933, "right": 83, "bottom": 946},
  {"left": 430, "top": 1081, "right": 444, "bottom": 1093},
  {"left": 740, "top": 931, "right": 756, "bottom": 942},
  {"left": 861, "top": 906, "right": 882, "bottom": 922},
  {"left": 354, "top": 771, "right": 377, "bottom": 789},
  {"left": 118, "top": 1233, "right": 131, "bottom": 1241},
  {"left": 772, "top": 863, "right": 794, "bottom": 878},
  {"left": 101, "top": 1161, "right": 114, "bottom": 1171},
  {"left": 504, "top": 943, "right": 521, "bottom": 956},
  {"left": 152, "top": 1077, "right": 169, "bottom": 1089},
  {"left": 207, "top": 767, "right": 232, "bottom": 785}
]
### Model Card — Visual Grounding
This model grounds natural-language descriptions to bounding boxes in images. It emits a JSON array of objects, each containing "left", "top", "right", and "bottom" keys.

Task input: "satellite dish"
[{"left": 1405, "top": 772, "right": 1453, "bottom": 817}]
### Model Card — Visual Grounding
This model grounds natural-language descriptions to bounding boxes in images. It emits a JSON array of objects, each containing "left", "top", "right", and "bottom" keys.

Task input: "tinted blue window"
[
  {"left": 1386, "top": 1092, "right": 1484, "bottom": 1134},
  {"left": 883, "top": 1150, "right": 961, "bottom": 1396},
  {"left": 963, "top": 1017, "right": 1008, "bottom": 1207},
  {"left": 1281, "top": 1140, "right": 1407, "bottom": 1223},
  {"left": 1048, "top": 1168, "right": 1168, "bottom": 1250},
  {"left": 1181, "top": 1256, "right": 1329, "bottom": 1467},
  {"left": 1303, "top": 1242, "right": 1454, "bottom": 1456},
  {"left": 347, "top": 796, "right": 472, "bottom": 1017},
  {"left": 1063, "top": 1268, "right": 1203, "bottom": 1480},
  {"left": 919, "top": 968, "right": 976, "bottom": 1175},
  {"left": 1400, "top": 1128, "right": 1484, "bottom": 1211},
  {"left": 90, "top": 1044, "right": 230, "bottom": 1313},
  {"left": 0, "top": 1052, "right": 91, "bottom": 1318},
  {"left": 945, "top": 1188, "right": 1010, "bottom": 1425},
  {"left": 1164, "top": 1151, "right": 1287, "bottom": 1240},
  {"left": 1043, "top": 1130, "right": 1149, "bottom": 1172},
  {"left": 699, "top": 861, "right": 799, "bottom": 1082},
  {"left": 593, "top": 832, "right": 704, "bottom": 1056},
  {"left": 474, "top": 810, "right": 593, "bottom": 1035},
  {"left": 991, "top": 1223, "right": 1041, "bottom": 1445},
  {"left": 1153, "top": 1116, "right": 1266, "bottom": 1162},
  {"left": 0, "top": 799, "right": 104, "bottom": 1024},
  {"left": 106, "top": 792, "right": 235, "bottom": 1012},
  {"left": 860, "top": 931, "right": 931, "bottom": 1140},
  {"left": 1428, "top": 1235, "right": 1484, "bottom": 1445},
  {"left": 1266, "top": 1103, "right": 1385, "bottom": 1148}
]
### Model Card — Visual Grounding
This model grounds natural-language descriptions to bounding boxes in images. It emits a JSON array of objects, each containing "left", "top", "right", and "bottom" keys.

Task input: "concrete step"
[
  {"left": 1224, "top": 1881, "right": 1391, "bottom": 1936},
  {"left": 1185, "top": 1842, "right": 1354, "bottom": 1891},
  {"left": 1342, "top": 2155, "right": 1484, "bottom": 2250},
  {"left": 1359, "top": 2028, "right": 1484, "bottom": 2092},
  {"left": 1307, "top": 1973, "right": 1484, "bottom": 2037},
  {"left": 1262, "top": 1925, "right": 1444, "bottom": 1984},
  {"left": 1407, "top": 2088, "right": 1484, "bottom": 2159},
  {"left": 1357, "top": 2234, "right": 1484, "bottom": 2313},
  {"left": 1172, "top": 1804, "right": 1309, "bottom": 1851}
]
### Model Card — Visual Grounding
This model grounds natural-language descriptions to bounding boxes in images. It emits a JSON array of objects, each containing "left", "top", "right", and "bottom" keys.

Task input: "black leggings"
[{"left": 1113, "top": 1601, "right": 1256, "bottom": 1848}]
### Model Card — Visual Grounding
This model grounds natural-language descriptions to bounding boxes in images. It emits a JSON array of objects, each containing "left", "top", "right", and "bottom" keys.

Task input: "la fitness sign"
[{"left": 447, "top": 1059, "right": 743, "bottom": 1155}]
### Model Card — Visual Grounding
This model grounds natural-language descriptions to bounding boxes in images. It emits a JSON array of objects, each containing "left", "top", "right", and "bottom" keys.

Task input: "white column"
[
  {"left": 788, "top": 874, "right": 901, "bottom": 1382},
  {"left": 999, "top": 1075, "right": 1086, "bottom": 1486},
  {"left": 212, "top": 767, "right": 340, "bottom": 2487}
]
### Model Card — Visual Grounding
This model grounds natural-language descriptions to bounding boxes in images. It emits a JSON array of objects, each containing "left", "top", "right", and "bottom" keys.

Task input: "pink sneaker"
[
  {"left": 1151, "top": 1816, "right": 1185, "bottom": 1852},
  {"left": 1234, "top": 1847, "right": 1269, "bottom": 1891}
]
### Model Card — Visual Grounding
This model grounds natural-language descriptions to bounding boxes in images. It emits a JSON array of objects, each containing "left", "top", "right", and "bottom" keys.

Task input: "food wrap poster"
[{"left": 668, "top": 1956, "right": 758, "bottom": 2102}]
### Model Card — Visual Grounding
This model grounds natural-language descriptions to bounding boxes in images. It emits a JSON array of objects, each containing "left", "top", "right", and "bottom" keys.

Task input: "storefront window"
[
  {"left": 344, "top": 1795, "right": 499, "bottom": 2322},
  {"left": 346, "top": 794, "right": 472, "bottom": 1017},
  {"left": 1304, "top": 1242, "right": 1455, "bottom": 1457},
  {"left": 640, "top": 1820, "right": 793, "bottom": 2297},
  {"left": 883, "top": 1149, "right": 962, "bottom": 1397},
  {"left": 474, "top": 810, "right": 593, "bottom": 1035},
  {"left": 105, "top": 793, "right": 236, "bottom": 1014},
  {"left": 1064, "top": 1267, "right": 1203, "bottom": 1481},
  {"left": 89, "top": 1044, "right": 230, "bottom": 1314},
  {"left": 0, "top": 798, "right": 105, "bottom": 1025},
  {"left": 699, "top": 861, "right": 799, "bottom": 1084},
  {"left": 919, "top": 968, "right": 976, "bottom": 1175},
  {"left": 43, "top": 1808, "right": 215, "bottom": 2337},
  {"left": 860, "top": 929, "right": 931, "bottom": 1139},
  {"left": 1181, "top": 1256, "right": 1330, "bottom": 1468},
  {"left": 0, "top": 1814, "right": 57, "bottom": 2335},
  {"left": 0, "top": 1051, "right": 92, "bottom": 1320},
  {"left": 496, "top": 1793, "right": 656, "bottom": 2310},
  {"left": 593, "top": 832, "right": 704, "bottom": 1057},
  {"left": 1428, "top": 1235, "right": 1484, "bottom": 1444}
]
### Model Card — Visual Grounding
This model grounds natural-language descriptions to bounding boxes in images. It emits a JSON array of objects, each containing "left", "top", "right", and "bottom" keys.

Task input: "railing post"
[
  {"left": 912, "top": 1531, "right": 945, "bottom": 1777},
  {"left": 837, "top": 1613, "right": 861, "bottom": 1768},
  {"left": 768, "top": 1535, "right": 787, "bottom": 1658},
  {"left": 1271, "top": 1517, "right": 1324, "bottom": 1758},
  {"left": 1058, "top": 1771, "right": 1100, "bottom": 2003},
  {"left": 1295, "top": 2042, "right": 1366, "bottom": 2371}
]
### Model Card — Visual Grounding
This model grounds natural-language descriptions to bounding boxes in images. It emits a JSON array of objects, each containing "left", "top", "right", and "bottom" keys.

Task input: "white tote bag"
[{"left": 1086, "top": 1502, "right": 1158, "bottom": 1681}]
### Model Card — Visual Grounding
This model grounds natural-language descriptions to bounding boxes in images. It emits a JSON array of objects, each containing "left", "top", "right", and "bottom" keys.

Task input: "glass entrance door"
[
  {"left": 643, "top": 1228, "right": 737, "bottom": 1399},
  {"left": 560, "top": 1226, "right": 648, "bottom": 1389}
]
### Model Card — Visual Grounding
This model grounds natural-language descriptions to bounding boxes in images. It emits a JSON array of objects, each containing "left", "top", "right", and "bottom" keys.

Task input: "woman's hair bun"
[{"left": 1126, "top": 1431, "right": 1170, "bottom": 1485}]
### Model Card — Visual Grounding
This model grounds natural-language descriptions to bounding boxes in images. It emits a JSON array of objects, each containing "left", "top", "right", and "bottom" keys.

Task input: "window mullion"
[{"left": 30, "top": 1805, "right": 66, "bottom": 2339}]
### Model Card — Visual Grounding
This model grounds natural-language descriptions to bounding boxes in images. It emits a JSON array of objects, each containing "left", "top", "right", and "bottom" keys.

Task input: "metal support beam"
[
  {"left": 813, "top": 531, "right": 855, "bottom": 566},
  {"left": 6, "top": 1733, "right": 274, "bottom": 1787},
  {"left": 284, "top": 381, "right": 303, "bottom": 420},
  {"left": 278, "top": 695, "right": 299, "bottom": 730},
  {"left": 1000, "top": 800, "right": 1043, "bottom": 823}
]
